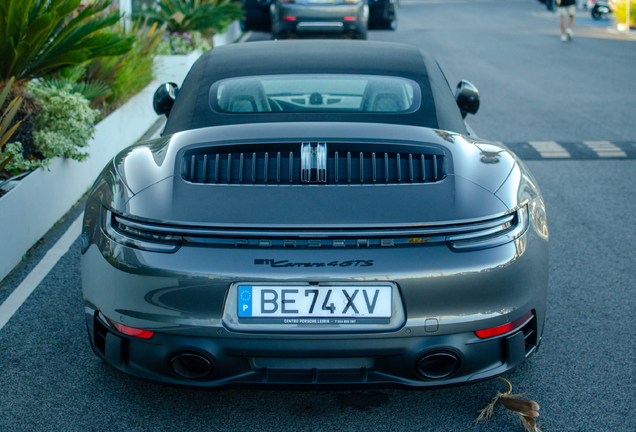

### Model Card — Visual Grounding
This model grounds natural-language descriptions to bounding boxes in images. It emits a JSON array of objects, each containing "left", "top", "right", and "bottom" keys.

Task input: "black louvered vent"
[{"left": 182, "top": 143, "right": 447, "bottom": 185}]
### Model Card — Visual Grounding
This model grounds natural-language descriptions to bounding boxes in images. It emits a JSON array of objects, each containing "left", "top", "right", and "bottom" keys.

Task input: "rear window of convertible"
[{"left": 209, "top": 74, "right": 421, "bottom": 114}]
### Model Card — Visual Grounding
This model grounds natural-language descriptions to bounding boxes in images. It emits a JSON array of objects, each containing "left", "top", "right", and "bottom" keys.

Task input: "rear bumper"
[
  {"left": 81, "top": 197, "right": 548, "bottom": 387},
  {"left": 273, "top": 3, "right": 367, "bottom": 35},
  {"left": 86, "top": 308, "right": 541, "bottom": 387}
]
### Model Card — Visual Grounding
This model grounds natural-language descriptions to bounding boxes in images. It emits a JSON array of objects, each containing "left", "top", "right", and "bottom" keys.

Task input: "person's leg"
[
  {"left": 566, "top": 6, "right": 575, "bottom": 40},
  {"left": 561, "top": 14, "right": 566, "bottom": 35}
]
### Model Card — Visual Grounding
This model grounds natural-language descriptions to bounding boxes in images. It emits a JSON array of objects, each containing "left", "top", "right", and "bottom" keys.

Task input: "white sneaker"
[
  {"left": 561, "top": 34, "right": 568, "bottom": 42},
  {"left": 566, "top": 28, "right": 573, "bottom": 40}
]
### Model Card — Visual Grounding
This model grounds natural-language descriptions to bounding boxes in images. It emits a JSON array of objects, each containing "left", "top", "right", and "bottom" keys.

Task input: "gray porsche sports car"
[{"left": 81, "top": 40, "right": 548, "bottom": 388}]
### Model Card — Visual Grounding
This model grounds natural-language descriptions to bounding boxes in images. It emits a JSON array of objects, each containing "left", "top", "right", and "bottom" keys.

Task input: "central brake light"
[
  {"left": 475, "top": 311, "right": 533, "bottom": 339},
  {"left": 283, "top": 16, "right": 296, "bottom": 21}
]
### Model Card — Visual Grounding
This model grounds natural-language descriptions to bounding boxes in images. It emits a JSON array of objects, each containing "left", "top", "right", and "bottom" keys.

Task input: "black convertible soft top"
[{"left": 163, "top": 40, "right": 467, "bottom": 136}]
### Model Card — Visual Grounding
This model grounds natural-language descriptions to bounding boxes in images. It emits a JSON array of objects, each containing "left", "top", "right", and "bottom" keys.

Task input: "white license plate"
[{"left": 237, "top": 285, "right": 392, "bottom": 324}]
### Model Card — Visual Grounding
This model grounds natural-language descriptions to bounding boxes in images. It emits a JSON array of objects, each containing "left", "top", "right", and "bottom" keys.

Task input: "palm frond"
[
  {"left": 475, "top": 378, "right": 542, "bottom": 432},
  {"left": 136, "top": 0, "right": 244, "bottom": 35},
  {"left": 0, "top": 0, "right": 134, "bottom": 82},
  {"left": 40, "top": 65, "right": 112, "bottom": 101},
  {"left": 0, "top": 78, "right": 24, "bottom": 170}
]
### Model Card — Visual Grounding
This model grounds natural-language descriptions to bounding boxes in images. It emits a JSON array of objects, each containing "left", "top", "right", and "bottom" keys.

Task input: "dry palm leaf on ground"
[{"left": 475, "top": 377, "right": 542, "bottom": 432}]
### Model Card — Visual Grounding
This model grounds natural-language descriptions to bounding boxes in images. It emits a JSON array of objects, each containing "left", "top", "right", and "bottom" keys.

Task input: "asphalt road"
[
  {"left": 373, "top": 0, "right": 636, "bottom": 143},
  {"left": 1, "top": 1, "right": 635, "bottom": 431}
]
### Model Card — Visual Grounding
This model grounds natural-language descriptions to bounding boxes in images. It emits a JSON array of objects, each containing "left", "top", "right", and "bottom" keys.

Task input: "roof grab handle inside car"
[
  {"left": 153, "top": 82, "right": 179, "bottom": 117},
  {"left": 455, "top": 80, "right": 480, "bottom": 119}
]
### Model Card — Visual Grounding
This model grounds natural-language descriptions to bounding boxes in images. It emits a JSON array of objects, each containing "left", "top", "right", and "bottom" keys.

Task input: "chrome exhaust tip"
[
  {"left": 170, "top": 352, "right": 214, "bottom": 380},
  {"left": 416, "top": 351, "right": 460, "bottom": 379}
]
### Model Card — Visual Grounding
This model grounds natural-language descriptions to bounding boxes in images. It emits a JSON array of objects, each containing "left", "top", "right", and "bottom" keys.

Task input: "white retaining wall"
[
  {"left": 0, "top": 47, "right": 207, "bottom": 281},
  {"left": 213, "top": 21, "right": 243, "bottom": 47}
]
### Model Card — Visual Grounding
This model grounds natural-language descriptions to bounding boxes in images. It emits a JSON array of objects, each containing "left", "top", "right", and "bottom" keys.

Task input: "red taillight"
[
  {"left": 283, "top": 16, "right": 296, "bottom": 21},
  {"left": 474, "top": 311, "right": 533, "bottom": 339},
  {"left": 115, "top": 323, "right": 154, "bottom": 339},
  {"left": 344, "top": 16, "right": 357, "bottom": 21}
]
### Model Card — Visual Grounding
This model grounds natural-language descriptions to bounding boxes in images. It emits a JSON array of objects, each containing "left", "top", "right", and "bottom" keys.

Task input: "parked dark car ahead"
[
  {"left": 241, "top": 0, "right": 272, "bottom": 31},
  {"left": 270, "top": 0, "right": 368, "bottom": 39},
  {"left": 368, "top": 0, "right": 398, "bottom": 29},
  {"left": 82, "top": 40, "right": 548, "bottom": 388}
]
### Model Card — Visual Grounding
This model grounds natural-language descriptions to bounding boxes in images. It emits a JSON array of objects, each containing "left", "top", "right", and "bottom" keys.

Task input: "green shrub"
[
  {"left": 156, "top": 31, "right": 211, "bottom": 55},
  {"left": 39, "top": 64, "right": 112, "bottom": 105},
  {"left": 85, "top": 20, "right": 163, "bottom": 112},
  {"left": 6, "top": 82, "right": 98, "bottom": 171},
  {"left": 138, "top": 0, "right": 244, "bottom": 36},
  {"left": 614, "top": 0, "right": 636, "bottom": 28},
  {"left": 2, "top": 142, "right": 42, "bottom": 171},
  {"left": 0, "top": 0, "right": 135, "bottom": 84}
]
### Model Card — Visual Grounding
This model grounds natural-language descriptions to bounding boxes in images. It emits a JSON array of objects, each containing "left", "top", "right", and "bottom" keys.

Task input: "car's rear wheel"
[
  {"left": 378, "top": 1, "right": 398, "bottom": 30},
  {"left": 350, "top": 27, "right": 368, "bottom": 39},
  {"left": 271, "top": 30, "right": 291, "bottom": 40}
]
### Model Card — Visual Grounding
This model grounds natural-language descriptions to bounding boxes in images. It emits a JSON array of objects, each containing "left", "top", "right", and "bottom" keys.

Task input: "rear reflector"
[
  {"left": 475, "top": 311, "right": 533, "bottom": 339},
  {"left": 115, "top": 323, "right": 154, "bottom": 339},
  {"left": 344, "top": 16, "right": 357, "bottom": 21},
  {"left": 283, "top": 16, "right": 296, "bottom": 21}
]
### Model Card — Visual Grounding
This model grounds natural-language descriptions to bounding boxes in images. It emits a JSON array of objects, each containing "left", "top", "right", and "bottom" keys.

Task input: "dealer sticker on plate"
[{"left": 237, "top": 285, "right": 392, "bottom": 324}]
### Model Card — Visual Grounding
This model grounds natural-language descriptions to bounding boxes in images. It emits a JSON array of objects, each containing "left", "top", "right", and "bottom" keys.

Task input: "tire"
[
  {"left": 351, "top": 27, "right": 368, "bottom": 39},
  {"left": 271, "top": 30, "right": 291, "bottom": 39},
  {"left": 378, "top": 1, "right": 398, "bottom": 30},
  {"left": 591, "top": 9, "right": 603, "bottom": 20}
]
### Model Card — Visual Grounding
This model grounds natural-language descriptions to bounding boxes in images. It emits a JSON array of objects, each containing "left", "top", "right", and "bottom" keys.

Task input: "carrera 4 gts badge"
[{"left": 255, "top": 259, "right": 374, "bottom": 268}]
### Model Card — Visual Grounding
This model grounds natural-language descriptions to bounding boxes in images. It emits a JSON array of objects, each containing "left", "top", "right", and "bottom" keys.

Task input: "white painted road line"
[
  {"left": 0, "top": 215, "right": 83, "bottom": 332},
  {"left": 583, "top": 141, "right": 628, "bottom": 158},
  {"left": 528, "top": 141, "right": 571, "bottom": 158},
  {"left": 237, "top": 31, "right": 253, "bottom": 43},
  {"left": 150, "top": 118, "right": 166, "bottom": 140}
]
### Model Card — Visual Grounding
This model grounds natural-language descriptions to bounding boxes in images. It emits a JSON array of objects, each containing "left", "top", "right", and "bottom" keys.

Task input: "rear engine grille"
[{"left": 182, "top": 143, "right": 446, "bottom": 185}]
